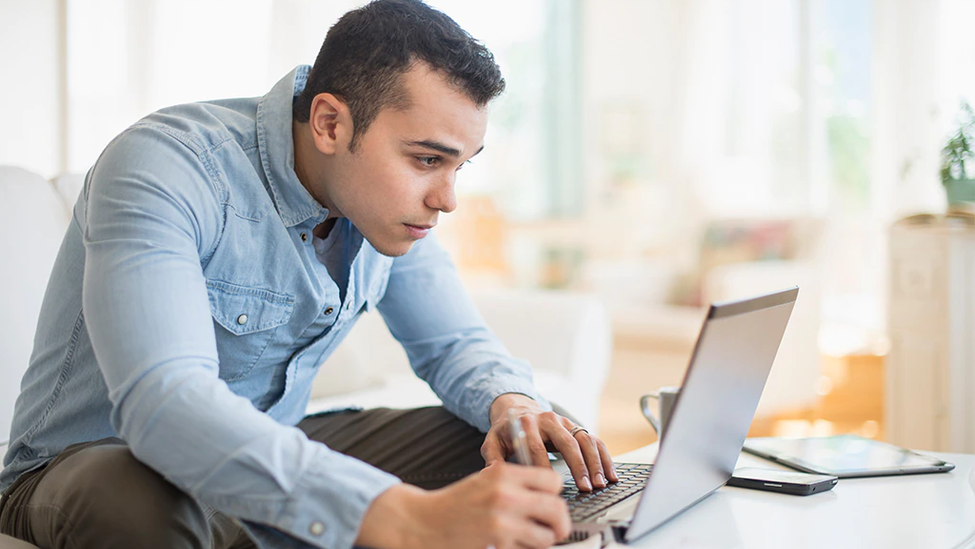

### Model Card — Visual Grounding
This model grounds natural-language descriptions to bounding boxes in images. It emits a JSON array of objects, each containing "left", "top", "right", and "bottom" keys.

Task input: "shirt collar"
[{"left": 256, "top": 65, "right": 330, "bottom": 228}]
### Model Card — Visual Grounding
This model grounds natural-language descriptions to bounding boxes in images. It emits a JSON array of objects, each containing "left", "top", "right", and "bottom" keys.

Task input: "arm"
[
  {"left": 375, "top": 235, "right": 617, "bottom": 490},
  {"left": 375, "top": 233, "right": 550, "bottom": 432},
  {"left": 82, "top": 126, "right": 399, "bottom": 549}
]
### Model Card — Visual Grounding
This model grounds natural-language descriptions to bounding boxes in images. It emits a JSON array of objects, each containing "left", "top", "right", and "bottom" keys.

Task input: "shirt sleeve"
[
  {"left": 82, "top": 125, "right": 399, "bottom": 549},
  {"left": 375, "top": 234, "right": 552, "bottom": 433}
]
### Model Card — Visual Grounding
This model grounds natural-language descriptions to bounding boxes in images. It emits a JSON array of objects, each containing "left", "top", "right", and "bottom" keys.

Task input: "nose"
[{"left": 425, "top": 172, "right": 457, "bottom": 214}]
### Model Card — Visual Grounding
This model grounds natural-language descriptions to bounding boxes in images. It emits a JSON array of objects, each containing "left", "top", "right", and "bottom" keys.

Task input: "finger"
[
  {"left": 574, "top": 430, "right": 607, "bottom": 488},
  {"left": 514, "top": 519, "right": 560, "bottom": 549},
  {"left": 520, "top": 415, "right": 553, "bottom": 468},
  {"left": 541, "top": 417, "right": 590, "bottom": 491},
  {"left": 485, "top": 490, "right": 567, "bottom": 549},
  {"left": 501, "top": 462, "right": 564, "bottom": 493},
  {"left": 481, "top": 429, "right": 508, "bottom": 467},
  {"left": 518, "top": 492, "right": 571, "bottom": 543},
  {"left": 596, "top": 438, "right": 618, "bottom": 482},
  {"left": 498, "top": 513, "right": 560, "bottom": 549}
]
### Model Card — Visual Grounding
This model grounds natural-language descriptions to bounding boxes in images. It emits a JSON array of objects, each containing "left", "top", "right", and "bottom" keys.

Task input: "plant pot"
[{"left": 944, "top": 178, "right": 975, "bottom": 206}]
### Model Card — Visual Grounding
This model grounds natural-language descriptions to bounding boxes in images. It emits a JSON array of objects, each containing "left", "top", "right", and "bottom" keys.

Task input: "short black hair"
[{"left": 293, "top": 0, "right": 506, "bottom": 150}]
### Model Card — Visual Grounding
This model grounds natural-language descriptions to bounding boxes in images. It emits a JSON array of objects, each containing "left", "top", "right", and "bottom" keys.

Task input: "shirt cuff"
[
  {"left": 244, "top": 443, "right": 401, "bottom": 549},
  {"left": 462, "top": 374, "right": 553, "bottom": 433}
]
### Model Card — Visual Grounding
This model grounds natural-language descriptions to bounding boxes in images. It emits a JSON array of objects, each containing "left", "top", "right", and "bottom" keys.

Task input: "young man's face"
[{"left": 318, "top": 64, "right": 489, "bottom": 257}]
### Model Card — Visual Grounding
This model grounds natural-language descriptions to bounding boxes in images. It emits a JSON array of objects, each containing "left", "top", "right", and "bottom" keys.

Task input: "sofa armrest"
[
  {"left": 472, "top": 290, "right": 611, "bottom": 390},
  {"left": 0, "top": 167, "right": 73, "bottom": 444},
  {"left": 308, "top": 289, "right": 613, "bottom": 430}
]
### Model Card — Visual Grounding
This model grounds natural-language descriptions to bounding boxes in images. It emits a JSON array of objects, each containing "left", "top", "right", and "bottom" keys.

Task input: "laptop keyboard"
[{"left": 561, "top": 463, "right": 654, "bottom": 522}]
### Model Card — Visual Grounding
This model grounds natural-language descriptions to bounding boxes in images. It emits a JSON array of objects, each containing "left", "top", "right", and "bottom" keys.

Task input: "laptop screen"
[{"left": 626, "top": 287, "right": 798, "bottom": 541}]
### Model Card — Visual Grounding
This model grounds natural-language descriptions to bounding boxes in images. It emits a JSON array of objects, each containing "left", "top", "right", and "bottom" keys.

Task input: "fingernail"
[
  {"left": 580, "top": 476, "right": 592, "bottom": 491},
  {"left": 610, "top": 466, "right": 619, "bottom": 481},
  {"left": 595, "top": 472, "right": 606, "bottom": 487}
]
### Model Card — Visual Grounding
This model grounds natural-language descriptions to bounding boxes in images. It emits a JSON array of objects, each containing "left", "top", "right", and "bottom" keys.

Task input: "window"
[{"left": 64, "top": 0, "right": 580, "bottom": 220}]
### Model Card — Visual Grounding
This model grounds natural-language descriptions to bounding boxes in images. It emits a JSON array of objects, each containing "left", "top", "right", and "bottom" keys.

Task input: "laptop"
[{"left": 561, "top": 287, "right": 798, "bottom": 543}]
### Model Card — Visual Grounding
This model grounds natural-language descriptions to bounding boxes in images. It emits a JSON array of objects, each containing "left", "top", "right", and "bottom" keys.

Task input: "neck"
[{"left": 292, "top": 120, "right": 337, "bottom": 215}]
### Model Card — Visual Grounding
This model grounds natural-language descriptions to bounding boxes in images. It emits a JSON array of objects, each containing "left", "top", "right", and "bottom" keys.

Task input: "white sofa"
[{"left": 0, "top": 165, "right": 611, "bottom": 456}]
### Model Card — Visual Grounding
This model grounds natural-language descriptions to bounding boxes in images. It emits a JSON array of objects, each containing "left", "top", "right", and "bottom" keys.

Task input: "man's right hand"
[{"left": 356, "top": 461, "right": 572, "bottom": 549}]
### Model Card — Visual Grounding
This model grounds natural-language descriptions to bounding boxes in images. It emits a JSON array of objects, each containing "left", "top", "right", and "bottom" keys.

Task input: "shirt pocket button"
[{"left": 236, "top": 314, "right": 248, "bottom": 325}]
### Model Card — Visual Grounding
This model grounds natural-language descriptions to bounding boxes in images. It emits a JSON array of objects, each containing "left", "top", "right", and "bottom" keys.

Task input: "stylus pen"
[
  {"left": 508, "top": 409, "right": 533, "bottom": 466},
  {"left": 487, "top": 412, "right": 533, "bottom": 549}
]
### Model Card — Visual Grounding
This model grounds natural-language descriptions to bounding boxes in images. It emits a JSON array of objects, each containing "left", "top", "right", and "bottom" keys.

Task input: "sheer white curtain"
[
  {"left": 0, "top": 0, "right": 64, "bottom": 178},
  {"left": 66, "top": 0, "right": 360, "bottom": 173},
  {"left": 65, "top": 0, "right": 567, "bottom": 219},
  {"left": 647, "top": 0, "right": 955, "bottom": 350},
  {"left": 581, "top": 0, "right": 928, "bottom": 393},
  {"left": 871, "top": 0, "right": 944, "bottom": 220}
]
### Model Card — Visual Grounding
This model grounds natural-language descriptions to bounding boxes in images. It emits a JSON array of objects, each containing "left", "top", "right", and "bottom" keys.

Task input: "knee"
[{"left": 31, "top": 445, "right": 210, "bottom": 549}]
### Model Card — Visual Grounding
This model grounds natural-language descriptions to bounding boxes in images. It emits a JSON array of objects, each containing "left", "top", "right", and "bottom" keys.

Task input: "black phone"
[{"left": 727, "top": 467, "right": 838, "bottom": 496}]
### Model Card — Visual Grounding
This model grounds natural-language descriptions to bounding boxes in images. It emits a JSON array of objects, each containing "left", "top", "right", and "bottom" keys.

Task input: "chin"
[{"left": 368, "top": 238, "right": 414, "bottom": 258}]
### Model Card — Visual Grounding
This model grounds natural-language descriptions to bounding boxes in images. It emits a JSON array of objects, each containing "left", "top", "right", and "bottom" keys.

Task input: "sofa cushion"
[
  {"left": 0, "top": 167, "right": 72, "bottom": 444},
  {"left": 0, "top": 534, "right": 41, "bottom": 549}
]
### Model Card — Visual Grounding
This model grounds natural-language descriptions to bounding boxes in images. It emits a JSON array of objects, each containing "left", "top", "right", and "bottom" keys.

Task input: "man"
[{"left": 0, "top": 1, "right": 617, "bottom": 548}]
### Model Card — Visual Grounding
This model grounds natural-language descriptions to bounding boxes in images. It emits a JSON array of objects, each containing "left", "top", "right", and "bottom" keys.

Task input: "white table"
[{"left": 600, "top": 444, "right": 975, "bottom": 548}]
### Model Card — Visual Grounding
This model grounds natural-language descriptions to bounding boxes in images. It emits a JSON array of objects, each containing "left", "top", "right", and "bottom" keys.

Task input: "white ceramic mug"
[{"left": 639, "top": 386, "right": 680, "bottom": 438}]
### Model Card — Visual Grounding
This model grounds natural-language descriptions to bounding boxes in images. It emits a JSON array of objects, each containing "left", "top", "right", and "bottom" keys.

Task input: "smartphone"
[{"left": 727, "top": 467, "right": 838, "bottom": 496}]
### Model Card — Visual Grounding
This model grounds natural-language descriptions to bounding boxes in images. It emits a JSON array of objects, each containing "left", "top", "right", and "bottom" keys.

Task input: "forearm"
[
  {"left": 108, "top": 360, "right": 401, "bottom": 549},
  {"left": 406, "top": 334, "right": 552, "bottom": 432}
]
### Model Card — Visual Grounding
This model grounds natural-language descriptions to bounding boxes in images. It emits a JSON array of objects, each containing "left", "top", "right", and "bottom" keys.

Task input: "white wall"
[{"left": 0, "top": 0, "right": 62, "bottom": 177}]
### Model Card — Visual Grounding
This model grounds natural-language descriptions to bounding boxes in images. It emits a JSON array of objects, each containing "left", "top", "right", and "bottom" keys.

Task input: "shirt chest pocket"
[{"left": 206, "top": 280, "right": 295, "bottom": 381}]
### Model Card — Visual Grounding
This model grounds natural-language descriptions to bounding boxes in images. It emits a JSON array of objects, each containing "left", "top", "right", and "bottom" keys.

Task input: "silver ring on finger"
[{"left": 569, "top": 425, "right": 588, "bottom": 438}]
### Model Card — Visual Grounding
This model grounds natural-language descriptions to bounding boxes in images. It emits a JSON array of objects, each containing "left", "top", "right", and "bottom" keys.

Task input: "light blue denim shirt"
[{"left": 1, "top": 65, "right": 550, "bottom": 549}]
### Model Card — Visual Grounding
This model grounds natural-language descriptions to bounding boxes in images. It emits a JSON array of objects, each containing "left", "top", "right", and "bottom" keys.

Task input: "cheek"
[
  {"left": 349, "top": 160, "right": 426, "bottom": 215},
  {"left": 376, "top": 163, "right": 427, "bottom": 203}
]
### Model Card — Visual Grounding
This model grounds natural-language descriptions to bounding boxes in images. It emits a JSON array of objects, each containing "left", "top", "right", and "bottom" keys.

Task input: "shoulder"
[{"left": 143, "top": 98, "right": 261, "bottom": 155}]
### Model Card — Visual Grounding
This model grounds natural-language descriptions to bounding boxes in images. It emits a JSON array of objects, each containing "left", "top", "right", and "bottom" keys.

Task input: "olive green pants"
[{"left": 0, "top": 407, "right": 490, "bottom": 549}]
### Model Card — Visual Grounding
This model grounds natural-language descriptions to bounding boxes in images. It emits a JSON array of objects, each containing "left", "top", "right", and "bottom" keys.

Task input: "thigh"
[
  {"left": 0, "top": 438, "right": 235, "bottom": 549},
  {"left": 297, "top": 406, "right": 487, "bottom": 489}
]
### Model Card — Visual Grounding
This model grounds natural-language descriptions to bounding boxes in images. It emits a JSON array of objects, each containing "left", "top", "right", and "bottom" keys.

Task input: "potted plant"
[{"left": 941, "top": 100, "right": 975, "bottom": 207}]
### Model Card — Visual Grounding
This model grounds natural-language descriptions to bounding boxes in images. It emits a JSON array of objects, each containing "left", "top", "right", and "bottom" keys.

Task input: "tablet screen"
[{"left": 743, "top": 434, "right": 951, "bottom": 476}]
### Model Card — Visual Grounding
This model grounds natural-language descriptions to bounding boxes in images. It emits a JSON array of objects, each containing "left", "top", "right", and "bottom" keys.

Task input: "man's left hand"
[{"left": 482, "top": 393, "right": 619, "bottom": 492}]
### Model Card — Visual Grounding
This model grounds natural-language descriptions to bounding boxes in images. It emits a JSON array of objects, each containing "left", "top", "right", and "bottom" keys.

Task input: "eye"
[{"left": 417, "top": 156, "right": 440, "bottom": 168}]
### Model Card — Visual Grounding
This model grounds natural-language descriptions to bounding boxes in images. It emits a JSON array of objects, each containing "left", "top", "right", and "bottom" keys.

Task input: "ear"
[{"left": 308, "top": 93, "right": 353, "bottom": 155}]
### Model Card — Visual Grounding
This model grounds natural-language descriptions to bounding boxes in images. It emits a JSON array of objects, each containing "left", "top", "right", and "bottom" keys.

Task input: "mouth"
[{"left": 404, "top": 223, "right": 435, "bottom": 239}]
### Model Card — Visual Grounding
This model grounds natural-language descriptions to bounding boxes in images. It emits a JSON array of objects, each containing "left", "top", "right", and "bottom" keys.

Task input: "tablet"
[{"left": 742, "top": 434, "right": 955, "bottom": 478}]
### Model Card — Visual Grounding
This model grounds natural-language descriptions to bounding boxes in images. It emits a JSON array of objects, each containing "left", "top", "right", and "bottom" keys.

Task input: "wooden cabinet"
[{"left": 887, "top": 215, "right": 975, "bottom": 452}]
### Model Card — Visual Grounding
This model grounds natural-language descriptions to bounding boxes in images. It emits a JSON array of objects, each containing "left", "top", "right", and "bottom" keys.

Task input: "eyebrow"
[{"left": 405, "top": 140, "right": 485, "bottom": 159}]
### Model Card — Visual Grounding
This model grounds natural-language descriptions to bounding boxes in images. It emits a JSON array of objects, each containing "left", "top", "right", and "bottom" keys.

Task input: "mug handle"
[{"left": 639, "top": 393, "right": 662, "bottom": 435}]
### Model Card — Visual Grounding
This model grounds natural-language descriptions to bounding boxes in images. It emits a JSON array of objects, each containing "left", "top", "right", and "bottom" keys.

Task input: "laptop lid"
[{"left": 625, "top": 287, "right": 799, "bottom": 542}]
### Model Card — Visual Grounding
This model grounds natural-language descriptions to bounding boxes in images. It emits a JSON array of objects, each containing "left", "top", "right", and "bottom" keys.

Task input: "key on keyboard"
[{"left": 561, "top": 462, "right": 654, "bottom": 522}]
